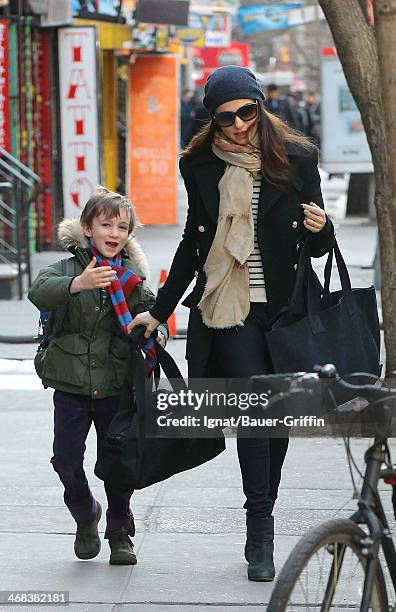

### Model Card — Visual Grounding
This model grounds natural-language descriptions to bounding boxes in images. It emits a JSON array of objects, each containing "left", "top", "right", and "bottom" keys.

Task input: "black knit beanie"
[{"left": 203, "top": 66, "right": 265, "bottom": 115}]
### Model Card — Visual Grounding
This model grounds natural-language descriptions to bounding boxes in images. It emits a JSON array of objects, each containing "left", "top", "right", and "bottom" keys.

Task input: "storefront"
[{"left": 67, "top": 1, "right": 181, "bottom": 226}]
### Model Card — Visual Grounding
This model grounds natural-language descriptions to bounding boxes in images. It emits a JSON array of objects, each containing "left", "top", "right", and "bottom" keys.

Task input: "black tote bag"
[
  {"left": 265, "top": 238, "right": 381, "bottom": 377},
  {"left": 95, "top": 328, "right": 225, "bottom": 490}
]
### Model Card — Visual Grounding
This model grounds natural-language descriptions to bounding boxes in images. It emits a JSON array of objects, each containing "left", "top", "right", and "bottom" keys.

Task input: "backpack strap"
[{"left": 51, "top": 257, "right": 76, "bottom": 337}]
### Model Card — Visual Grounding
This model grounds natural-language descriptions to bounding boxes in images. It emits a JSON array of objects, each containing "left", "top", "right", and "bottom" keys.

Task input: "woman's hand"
[
  {"left": 156, "top": 331, "right": 166, "bottom": 348},
  {"left": 70, "top": 257, "right": 115, "bottom": 294},
  {"left": 302, "top": 202, "right": 326, "bottom": 233},
  {"left": 127, "top": 311, "right": 161, "bottom": 339}
]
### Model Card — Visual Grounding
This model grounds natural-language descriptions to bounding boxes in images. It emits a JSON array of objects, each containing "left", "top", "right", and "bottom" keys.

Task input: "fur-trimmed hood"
[{"left": 58, "top": 218, "right": 150, "bottom": 283}]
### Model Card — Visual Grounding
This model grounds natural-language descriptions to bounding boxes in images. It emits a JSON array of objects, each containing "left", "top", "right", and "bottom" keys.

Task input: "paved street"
[{"left": 0, "top": 181, "right": 392, "bottom": 611}]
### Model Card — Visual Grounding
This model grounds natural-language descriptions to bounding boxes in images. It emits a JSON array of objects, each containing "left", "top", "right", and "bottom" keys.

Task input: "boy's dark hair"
[{"left": 80, "top": 186, "right": 138, "bottom": 235}]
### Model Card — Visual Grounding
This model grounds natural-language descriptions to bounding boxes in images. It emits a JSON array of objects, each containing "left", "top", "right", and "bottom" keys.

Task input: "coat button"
[
  {"left": 296, "top": 243, "right": 300, "bottom": 251},
  {"left": 198, "top": 225, "right": 205, "bottom": 233},
  {"left": 294, "top": 263, "right": 298, "bottom": 271},
  {"left": 292, "top": 221, "right": 298, "bottom": 229},
  {"left": 91, "top": 361, "right": 96, "bottom": 368},
  {"left": 95, "top": 306, "right": 100, "bottom": 311}
]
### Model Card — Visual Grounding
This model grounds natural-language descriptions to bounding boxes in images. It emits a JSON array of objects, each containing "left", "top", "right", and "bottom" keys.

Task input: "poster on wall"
[
  {"left": 205, "top": 13, "right": 231, "bottom": 47},
  {"left": 0, "top": 19, "right": 10, "bottom": 152},
  {"left": 58, "top": 26, "right": 100, "bottom": 217},
  {"left": 321, "top": 51, "right": 373, "bottom": 173},
  {"left": 128, "top": 55, "right": 177, "bottom": 225}
]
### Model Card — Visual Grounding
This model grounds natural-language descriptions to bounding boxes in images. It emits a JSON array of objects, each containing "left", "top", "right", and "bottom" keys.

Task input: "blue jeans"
[{"left": 51, "top": 390, "right": 134, "bottom": 537}]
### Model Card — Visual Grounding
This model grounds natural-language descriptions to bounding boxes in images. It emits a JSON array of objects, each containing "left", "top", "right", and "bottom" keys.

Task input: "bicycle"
[{"left": 252, "top": 364, "right": 396, "bottom": 612}]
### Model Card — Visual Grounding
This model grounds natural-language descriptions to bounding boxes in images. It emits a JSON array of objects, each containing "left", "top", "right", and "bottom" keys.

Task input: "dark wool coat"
[{"left": 150, "top": 144, "right": 335, "bottom": 377}]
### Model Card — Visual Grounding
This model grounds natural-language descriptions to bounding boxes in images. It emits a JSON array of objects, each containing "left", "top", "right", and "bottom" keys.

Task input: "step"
[
  {"left": 0, "top": 263, "right": 18, "bottom": 279},
  {"left": 0, "top": 263, "right": 24, "bottom": 299}
]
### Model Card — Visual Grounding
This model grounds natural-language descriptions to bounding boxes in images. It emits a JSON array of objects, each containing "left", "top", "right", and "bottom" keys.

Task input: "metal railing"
[{"left": 0, "top": 146, "right": 41, "bottom": 299}]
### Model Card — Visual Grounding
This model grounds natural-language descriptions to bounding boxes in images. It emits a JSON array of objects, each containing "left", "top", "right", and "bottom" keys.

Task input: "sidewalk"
[
  {"left": 0, "top": 183, "right": 388, "bottom": 611},
  {"left": 2, "top": 395, "right": 392, "bottom": 610}
]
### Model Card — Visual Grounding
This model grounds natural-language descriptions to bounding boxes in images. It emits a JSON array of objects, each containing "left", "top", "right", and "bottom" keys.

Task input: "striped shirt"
[{"left": 247, "top": 176, "right": 267, "bottom": 302}]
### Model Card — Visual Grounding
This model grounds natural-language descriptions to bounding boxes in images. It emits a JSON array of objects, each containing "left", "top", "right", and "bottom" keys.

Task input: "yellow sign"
[
  {"left": 175, "top": 14, "right": 209, "bottom": 47},
  {"left": 175, "top": 27, "right": 206, "bottom": 47}
]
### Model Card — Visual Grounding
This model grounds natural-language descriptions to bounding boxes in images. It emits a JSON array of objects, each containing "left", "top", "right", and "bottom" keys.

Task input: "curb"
[{"left": 0, "top": 335, "right": 39, "bottom": 344}]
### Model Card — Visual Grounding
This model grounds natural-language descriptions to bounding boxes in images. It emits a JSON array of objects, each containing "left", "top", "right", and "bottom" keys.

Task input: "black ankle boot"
[{"left": 245, "top": 516, "right": 275, "bottom": 582}]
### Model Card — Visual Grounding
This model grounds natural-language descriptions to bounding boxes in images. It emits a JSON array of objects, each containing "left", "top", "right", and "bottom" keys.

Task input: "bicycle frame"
[{"left": 325, "top": 438, "right": 396, "bottom": 612}]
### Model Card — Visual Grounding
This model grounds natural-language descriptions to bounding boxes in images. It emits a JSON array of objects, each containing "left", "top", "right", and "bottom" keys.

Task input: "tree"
[{"left": 318, "top": 0, "right": 396, "bottom": 375}]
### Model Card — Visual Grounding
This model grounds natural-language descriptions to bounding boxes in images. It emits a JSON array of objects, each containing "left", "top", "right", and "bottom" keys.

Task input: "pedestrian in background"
[
  {"left": 180, "top": 88, "right": 194, "bottom": 149},
  {"left": 264, "top": 83, "right": 290, "bottom": 122},
  {"left": 188, "top": 90, "right": 210, "bottom": 143},
  {"left": 302, "top": 90, "right": 321, "bottom": 147},
  {"left": 284, "top": 91, "right": 305, "bottom": 132},
  {"left": 28, "top": 188, "right": 167, "bottom": 566},
  {"left": 130, "top": 65, "right": 334, "bottom": 582},
  {"left": 265, "top": 83, "right": 304, "bottom": 132}
]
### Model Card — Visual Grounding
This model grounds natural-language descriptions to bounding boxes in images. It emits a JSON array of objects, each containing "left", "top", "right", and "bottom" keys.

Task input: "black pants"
[
  {"left": 52, "top": 391, "right": 134, "bottom": 537},
  {"left": 211, "top": 302, "right": 289, "bottom": 519}
]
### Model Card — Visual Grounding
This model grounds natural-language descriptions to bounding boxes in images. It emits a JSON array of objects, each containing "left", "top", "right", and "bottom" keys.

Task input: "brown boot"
[
  {"left": 108, "top": 529, "right": 137, "bottom": 565},
  {"left": 74, "top": 502, "right": 102, "bottom": 560}
]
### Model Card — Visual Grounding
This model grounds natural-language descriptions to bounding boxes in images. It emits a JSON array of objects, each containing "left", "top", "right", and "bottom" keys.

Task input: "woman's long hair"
[{"left": 181, "top": 101, "right": 314, "bottom": 190}]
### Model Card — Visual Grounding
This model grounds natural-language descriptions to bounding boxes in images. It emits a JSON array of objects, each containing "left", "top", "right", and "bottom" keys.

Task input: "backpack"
[{"left": 34, "top": 257, "right": 76, "bottom": 381}]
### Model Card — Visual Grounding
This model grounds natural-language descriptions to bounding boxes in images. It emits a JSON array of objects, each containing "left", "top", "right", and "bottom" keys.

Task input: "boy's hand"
[
  {"left": 70, "top": 257, "right": 115, "bottom": 294},
  {"left": 127, "top": 311, "right": 160, "bottom": 339}
]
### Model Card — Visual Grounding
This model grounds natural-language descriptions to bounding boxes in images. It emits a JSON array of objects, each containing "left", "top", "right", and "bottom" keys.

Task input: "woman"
[{"left": 129, "top": 66, "right": 334, "bottom": 581}]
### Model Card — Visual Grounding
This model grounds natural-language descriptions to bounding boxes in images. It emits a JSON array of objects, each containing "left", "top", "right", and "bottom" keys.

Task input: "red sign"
[
  {"left": 193, "top": 42, "right": 251, "bottom": 86},
  {"left": 35, "top": 31, "right": 53, "bottom": 245},
  {"left": 0, "top": 19, "right": 10, "bottom": 152}
]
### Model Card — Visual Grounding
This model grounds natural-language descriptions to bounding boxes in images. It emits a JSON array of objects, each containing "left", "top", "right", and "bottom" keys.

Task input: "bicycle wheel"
[{"left": 267, "top": 519, "right": 388, "bottom": 612}]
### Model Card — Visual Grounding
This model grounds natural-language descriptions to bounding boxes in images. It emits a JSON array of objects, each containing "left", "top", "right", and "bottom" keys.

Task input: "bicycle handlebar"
[{"left": 251, "top": 365, "right": 396, "bottom": 411}]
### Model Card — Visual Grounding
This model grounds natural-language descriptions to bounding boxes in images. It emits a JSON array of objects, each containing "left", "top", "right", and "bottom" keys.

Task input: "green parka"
[{"left": 28, "top": 218, "right": 168, "bottom": 398}]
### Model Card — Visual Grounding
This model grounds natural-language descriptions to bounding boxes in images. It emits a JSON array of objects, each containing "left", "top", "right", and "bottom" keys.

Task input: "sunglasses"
[{"left": 212, "top": 102, "right": 258, "bottom": 128}]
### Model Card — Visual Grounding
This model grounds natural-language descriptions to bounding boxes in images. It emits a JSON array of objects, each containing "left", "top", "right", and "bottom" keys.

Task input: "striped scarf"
[{"left": 90, "top": 244, "right": 157, "bottom": 375}]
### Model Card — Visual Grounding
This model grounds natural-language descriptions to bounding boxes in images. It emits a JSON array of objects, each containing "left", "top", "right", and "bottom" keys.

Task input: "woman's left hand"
[
  {"left": 156, "top": 331, "right": 166, "bottom": 348},
  {"left": 302, "top": 202, "right": 326, "bottom": 233}
]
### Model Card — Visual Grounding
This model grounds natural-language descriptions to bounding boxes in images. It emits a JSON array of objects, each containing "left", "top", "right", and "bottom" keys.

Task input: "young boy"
[{"left": 28, "top": 188, "right": 168, "bottom": 565}]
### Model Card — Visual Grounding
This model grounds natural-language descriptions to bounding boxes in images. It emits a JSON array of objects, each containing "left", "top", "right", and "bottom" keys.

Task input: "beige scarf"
[{"left": 198, "top": 132, "right": 262, "bottom": 329}]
